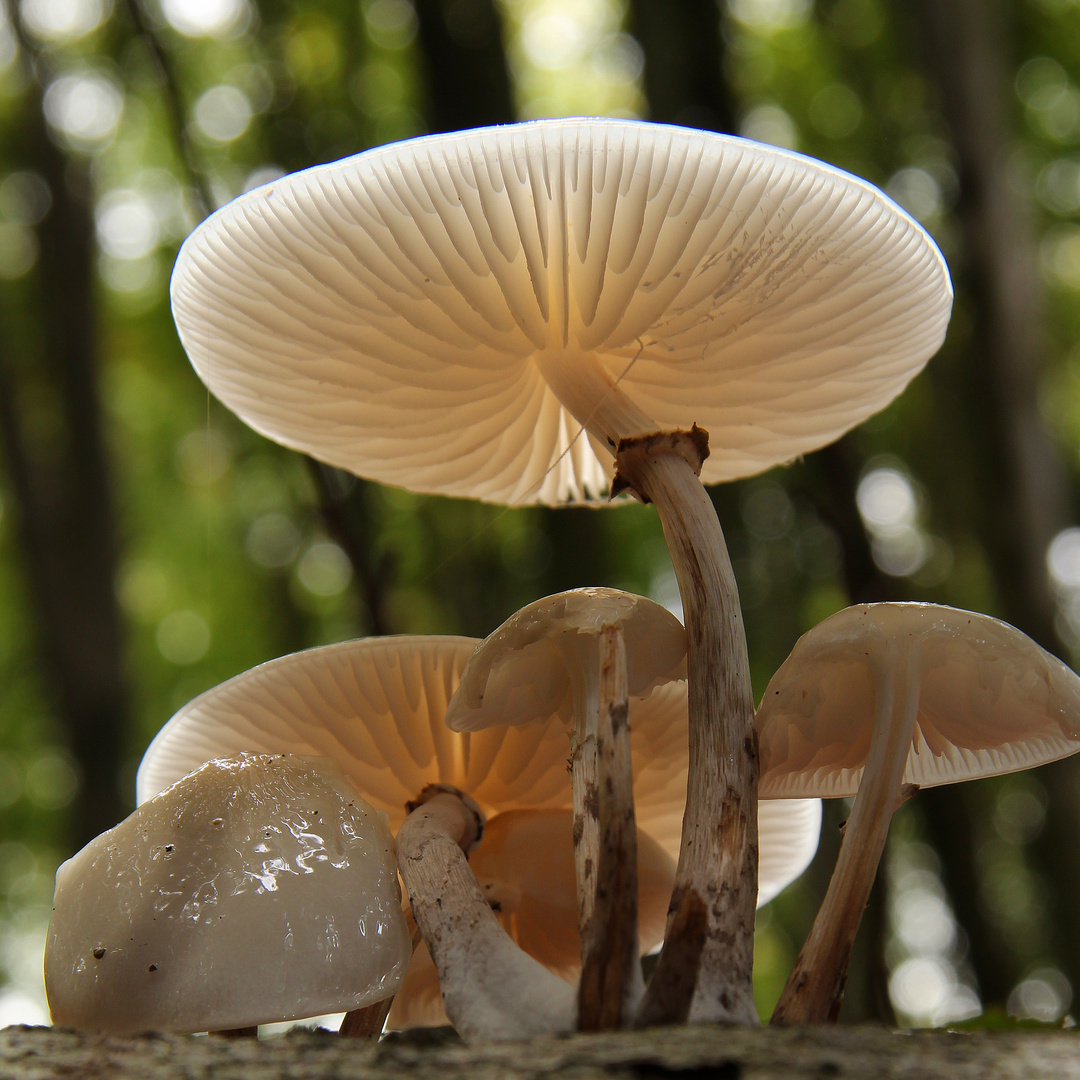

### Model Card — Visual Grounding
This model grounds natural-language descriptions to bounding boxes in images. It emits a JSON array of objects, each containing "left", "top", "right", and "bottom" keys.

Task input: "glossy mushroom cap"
[
  {"left": 445, "top": 588, "right": 686, "bottom": 732},
  {"left": 757, "top": 603, "right": 1080, "bottom": 799},
  {"left": 172, "top": 119, "right": 952, "bottom": 505},
  {"left": 389, "top": 807, "right": 676, "bottom": 1028},
  {"left": 45, "top": 754, "right": 411, "bottom": 1034}
]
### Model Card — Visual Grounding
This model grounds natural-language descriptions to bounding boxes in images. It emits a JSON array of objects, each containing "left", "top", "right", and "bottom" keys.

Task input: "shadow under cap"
[
  {"left": 757, "top": 602, "right": 1080, "bottom": 800},
  {"left": 171, "top": 118, "right": 952, "bottom": 505}
]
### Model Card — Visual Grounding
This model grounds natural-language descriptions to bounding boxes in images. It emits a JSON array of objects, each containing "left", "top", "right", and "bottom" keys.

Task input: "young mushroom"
[
  {"left": 45, "top": 754, "right": 412, "bottom": 1034},
  {"left": 758, "top": 603, "right": 1080, "bottom": 1024},
  {"left": 171, "top": 118, "right": 952, "bottom": 1021},
  {"left": 445, "top": 587, "right": 686, "bottom": 1027}
]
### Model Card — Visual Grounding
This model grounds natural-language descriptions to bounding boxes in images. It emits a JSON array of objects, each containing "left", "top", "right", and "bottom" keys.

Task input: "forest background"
[{"left": 0, "top": 0, "right": 1072, "bottom": 1034}]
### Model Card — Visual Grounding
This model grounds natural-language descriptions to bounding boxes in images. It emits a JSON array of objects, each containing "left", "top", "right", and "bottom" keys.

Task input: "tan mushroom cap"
[
  {"left": 444, "top": 588, "right": 686, "bottom": 732},
  {"left": 757, "top": 603, "right": 1080, "bottom": 799},
  {"left": 389, "top": 807, "right": 676, "bottom": 1029},
  {"left": 171, "top": 118, "right": 952, "bottom": 506},
  {"left": 46, "top": 754, "right": 411, "bottom": 1034}
]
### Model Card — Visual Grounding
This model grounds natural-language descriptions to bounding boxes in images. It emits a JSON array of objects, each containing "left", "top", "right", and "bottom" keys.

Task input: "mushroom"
[
  {"left": 388, "top": 799, "right": 821, "bottom": 1030},
  {"left": 444, "top": 587, "right": 686, "bottom": 1026},
  {"left": 137, "top": 635, "right": 821, "bottom": 1034},
  {"left": 757, "top": 603, "right": 1080, "bottom": 1024},
  {"left": 394, "top": 784, "right": 578, "bottom": 1040},
  {"left": 45, "top": 753, "right": 412, "bottom": 1034},
  {"left": 171, "top": 118, "right": 952, "bottom": 1021}
]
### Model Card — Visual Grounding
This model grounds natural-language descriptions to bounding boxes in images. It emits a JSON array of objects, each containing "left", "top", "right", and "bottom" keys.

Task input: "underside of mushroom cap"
[
  {"left": 172, "top": 118, "right": 952, "bottom": 505},
  {"left": 46, "top": 754, "right": 411, "bottom": 1034},
  {"left": 137, "top": 638, "right": 818, "bottom": 908},
  {"left": 630, "top": 683, "right": 821, "bottom": 905},
  {"left": 136, "top": 637, "right": 573, "bottom": 833},
  {"left": 757, "top": 603, "right": 1080, "bottom": 799},
  {"left": 445, "top": 588, "right": 686, "bottom": 732}
]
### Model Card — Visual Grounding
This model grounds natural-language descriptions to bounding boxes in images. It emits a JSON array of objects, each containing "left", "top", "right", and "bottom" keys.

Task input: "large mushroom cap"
[
  {"left": 757, "top": 603, "right": 1080, "bottom": 799},
  {"left": 46, "top": 754, "right": 411, "bottom": 1034},
  {"left": 445, "top": 588, "right": 687, "bottom": 732},
  {"left": 172, "top": 118, "right": 951, "bottom": 505}
]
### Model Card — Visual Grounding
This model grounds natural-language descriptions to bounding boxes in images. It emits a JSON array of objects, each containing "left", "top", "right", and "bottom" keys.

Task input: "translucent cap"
[
  {"left": 757, "top": 603, "right": 1080, "bottom": 798},
  {"left": 172, "top": 119, "right": 952, "bottom": 505},
  {"left": 45, "top": 754, "right": 411, "bottom": 1033},
  {"left": 445, "top": 588, "right": 687, "bottom": 732},
  {"left": 136, "top": 637, "right": 573, "bottom": 833}
]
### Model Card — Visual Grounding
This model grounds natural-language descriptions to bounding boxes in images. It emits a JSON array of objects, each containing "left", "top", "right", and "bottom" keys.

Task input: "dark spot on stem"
[
  {"left": 92, "top": 947, "right": 105, "bottom": 960},
  {"left": 148, "top": 964, "right": 158, "bottom": 973}
]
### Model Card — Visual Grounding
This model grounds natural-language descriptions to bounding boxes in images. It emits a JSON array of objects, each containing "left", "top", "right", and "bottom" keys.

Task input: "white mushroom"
[
  {"left": 171, "top": 119, "right": 952, "bottom": 1022},
  {"left": 45, "top": 754, "right": 412, "bottom": 1034},
  {"left": 758, "top": 603, "right": 1080, "bottom": 1024},
  {"left": 446, "top": 587, "right": 685, "bottom": 1027}
]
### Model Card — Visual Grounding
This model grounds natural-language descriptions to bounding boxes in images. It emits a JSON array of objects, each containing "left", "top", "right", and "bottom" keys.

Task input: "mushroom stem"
[
  {"left": 567, "top": 659, "right": 601, "bottom": 934},
  {"left": 396, "top": 784, "right": 576, "bottom": 1042},
  {"left": 615, "top": 428, "right": 759, "bottom": 1026},
  {"left": 339, "top": 997, "right": 393, "bottom": 1038},
  {"left": 578, "top": 624, "right": 642, "bottom": 1030},
  {"left": 771, "top": 647, "right": 920, "bottom": 1024}
]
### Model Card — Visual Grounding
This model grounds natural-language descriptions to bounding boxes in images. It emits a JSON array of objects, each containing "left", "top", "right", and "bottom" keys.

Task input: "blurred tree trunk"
[
  {"left": 904, "top": 0, "right": 1080, "bottom": 1006},
  {"left": 413, "top": 0, "right": 515, "bottom": 133},
  {"left": 0, "top": 62, "right": 129, "bottom": 850},
  {"left": 905, "top": 0, "right": 1067, "bottom": 648},
  {"left": 627, "top": 0, "right": 736, "bottom": 132}
]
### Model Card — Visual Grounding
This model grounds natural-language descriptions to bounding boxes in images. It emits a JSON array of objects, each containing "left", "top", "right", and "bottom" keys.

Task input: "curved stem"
[
  {"left": 771, "top": 647, "right": 921, "bottom": 1024},
  {"left": 616, "top": 431, "right": 759, "bottom": 1027},
  {"left": 396, "top": 785, "right": 576, "bottom": 1041},
  {"left": 579, "top": 624, "right": 642, "bottom": 1030}
]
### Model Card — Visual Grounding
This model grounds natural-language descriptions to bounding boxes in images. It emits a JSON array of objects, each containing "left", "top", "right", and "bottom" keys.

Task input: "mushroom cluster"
[
  {"left": 51, "top": 116, "right": 1065, "bottom": 1039},
  {"left": 131, "top": 622, "right": 822, "bottom": 1036}
]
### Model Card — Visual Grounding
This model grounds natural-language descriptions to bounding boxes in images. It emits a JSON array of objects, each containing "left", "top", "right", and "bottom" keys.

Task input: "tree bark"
[{"left": 7, "top": 1024, "right": 1080, "bottom": 1078}]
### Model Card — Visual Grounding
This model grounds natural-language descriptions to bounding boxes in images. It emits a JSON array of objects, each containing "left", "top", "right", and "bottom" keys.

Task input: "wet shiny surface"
[{"left": 45, "top": 754, "right": 411, "bottom": 1033}]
